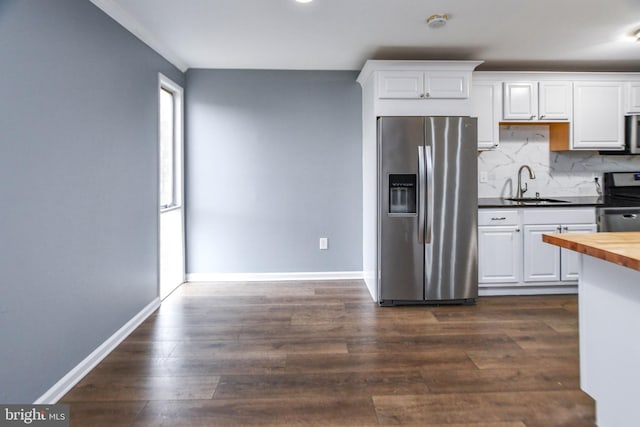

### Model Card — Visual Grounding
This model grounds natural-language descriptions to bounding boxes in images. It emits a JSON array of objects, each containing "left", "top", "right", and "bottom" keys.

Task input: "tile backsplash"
[{"left": 478, "top": 125, "right": 640, "bottom": 198}]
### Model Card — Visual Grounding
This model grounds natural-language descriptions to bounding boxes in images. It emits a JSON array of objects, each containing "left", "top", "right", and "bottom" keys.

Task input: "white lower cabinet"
[
  {"left": 560, "top": 224, "right": 598, "bottom": 280},
  {"left": 523, "top": 224, "right": 561, "bottom": 282},
  {"left": 479, "top": 207, "right": 596, "bottom": 295},
  {"left": 478, "top": 225, "right": 522, "bottom": 283},
  {"left": 478, "top": 210, "right": 523, "bottom": 286}
]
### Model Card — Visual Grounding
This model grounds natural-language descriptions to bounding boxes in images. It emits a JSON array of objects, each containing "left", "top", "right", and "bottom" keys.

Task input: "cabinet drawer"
[
  {"left": 522, "top": 208, "right": 595, "bottom": 224},
  {"left": 479, "top": 210, "right": 520, "bottom": 226}
]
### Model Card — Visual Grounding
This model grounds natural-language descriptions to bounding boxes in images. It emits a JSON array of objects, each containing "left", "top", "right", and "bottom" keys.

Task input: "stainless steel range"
[{"left": 597, "top": 172, "right": 640, "bottom": 231}]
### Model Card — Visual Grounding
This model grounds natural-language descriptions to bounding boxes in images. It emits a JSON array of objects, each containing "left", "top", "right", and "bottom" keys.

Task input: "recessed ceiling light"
[
  {"left": 426, "top": 14, "right": 449, "bottom": 28},
  {"left": 296, "top": 0, "right": 313, "bottom": 3}
]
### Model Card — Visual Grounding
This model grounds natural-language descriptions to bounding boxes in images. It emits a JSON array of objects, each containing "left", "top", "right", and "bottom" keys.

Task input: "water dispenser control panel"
[{"left": 389, "top": 174, "right": 417, "bottom": 215}]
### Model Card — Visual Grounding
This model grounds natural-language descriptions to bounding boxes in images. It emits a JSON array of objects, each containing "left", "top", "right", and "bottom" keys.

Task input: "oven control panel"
[{"left": 610, "top": 172, "right": 640, "bottom": 187}]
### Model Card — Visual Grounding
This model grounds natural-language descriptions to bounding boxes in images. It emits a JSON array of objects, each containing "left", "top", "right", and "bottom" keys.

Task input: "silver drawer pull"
[{"left": 491, "top": 217, "right": 507, "bottom": 221}]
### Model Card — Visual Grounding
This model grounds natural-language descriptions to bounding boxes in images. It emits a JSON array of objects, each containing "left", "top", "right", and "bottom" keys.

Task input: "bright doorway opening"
[{"left": 158, "top": 74, "right": 185, "bottom": 300}]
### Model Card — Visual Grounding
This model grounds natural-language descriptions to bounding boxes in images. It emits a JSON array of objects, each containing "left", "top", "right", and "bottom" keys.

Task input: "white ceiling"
[{"left": 92, "top": 0, "right": 640, "bottom": 72}]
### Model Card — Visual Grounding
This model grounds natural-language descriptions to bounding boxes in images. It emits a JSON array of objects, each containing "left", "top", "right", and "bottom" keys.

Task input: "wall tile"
[{"left": 478, "top": 125, "right": 640, "bottom": 198}]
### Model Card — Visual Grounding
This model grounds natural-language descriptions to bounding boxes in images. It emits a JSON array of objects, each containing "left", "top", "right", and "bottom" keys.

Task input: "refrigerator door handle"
[
  {"left": 425, "top": 145, "right": 434, "bottom": 244},
  {"left": 418, "top": 146, "right": 426, "bottom": 244}
]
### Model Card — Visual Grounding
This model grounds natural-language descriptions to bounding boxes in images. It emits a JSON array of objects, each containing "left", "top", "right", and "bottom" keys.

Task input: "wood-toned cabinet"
[
  {"left": 472, "top": 81, "right": 501, "bottom": 150},
  {"left": 502, "top": 81, "right": 571, "bottom": 121},
  {"left": 572, "top": 81, "right": 625, "bottom": 150}
]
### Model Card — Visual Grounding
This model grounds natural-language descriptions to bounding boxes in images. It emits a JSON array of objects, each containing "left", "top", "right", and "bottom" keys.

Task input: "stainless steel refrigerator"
[{"left": 378, "top": 116, "right": 478, "bottom": 305}]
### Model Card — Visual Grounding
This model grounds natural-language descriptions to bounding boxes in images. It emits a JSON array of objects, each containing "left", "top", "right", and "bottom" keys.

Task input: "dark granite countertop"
[{"left": 479, "top": 196, "right": 606, "bottom": 208}]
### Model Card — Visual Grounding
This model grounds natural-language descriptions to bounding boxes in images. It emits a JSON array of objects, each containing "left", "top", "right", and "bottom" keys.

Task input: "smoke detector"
[{"left": 426, "top": 14, "right": 449, "bottom": 28}]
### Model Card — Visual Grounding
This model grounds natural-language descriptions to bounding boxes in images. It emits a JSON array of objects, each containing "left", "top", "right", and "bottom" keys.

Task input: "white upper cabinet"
[
  {"left": 573, "top": 82, "right": 625, "bottom": 150},
  {"left": 503, "top": 81, "right": 571, "bottom": 121},
  {"left": 358, "top": 60, "right": 482, "bottom": 116},
  {"left": 472, "top": 81, "right": 501, "bottom": 150},
  {"left": 539, "top": 81, "right": 572, "bottom": 120},
  {"left": 377, "top": 71, "right": 424, "bottom": 99},
  {"left": 503, "top": 82, "right": 537, "bottom": 120},
  {"left": 378, "top": 70, "right": 469, "bottom": 99},
  {"left": 625, "top": 81, "right": 640, "bottom": 113},
  {"left": 425, "top": 71, "right": 469, "bottom": 98}
]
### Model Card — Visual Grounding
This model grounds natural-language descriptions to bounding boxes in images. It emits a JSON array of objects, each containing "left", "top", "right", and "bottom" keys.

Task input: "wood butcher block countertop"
[{"left": 542, "top": 231, "right": 640, "bottom": 272}]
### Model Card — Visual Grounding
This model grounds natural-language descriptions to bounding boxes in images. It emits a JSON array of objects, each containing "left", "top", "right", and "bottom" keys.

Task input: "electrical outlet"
[
  {"left": 319, "top": 237, "right": 328, "bottom": 250},
  {"left": 479, "top": 171, "right": 488, "bottom": 183}
]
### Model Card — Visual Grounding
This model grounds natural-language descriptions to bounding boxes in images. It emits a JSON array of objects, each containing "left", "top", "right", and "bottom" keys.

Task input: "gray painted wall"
[
  {"left": 0, "top": 0, "right": 183, "bottom": 403},
  {"left": 186, "top": 70, "right": 362, "bottom": 274}
]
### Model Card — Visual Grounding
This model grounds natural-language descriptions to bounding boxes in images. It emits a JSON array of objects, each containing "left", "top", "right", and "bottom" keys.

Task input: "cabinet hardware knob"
[
  {"left": 540, "top": 115, "right": 545, "bottom": 119},
  {"left": 563, "top": 226, "right": 568, "bottom": 231},
  {"left": 515, "top": 228, "right": 521, "bottom": 232},
  {"left": 425, "top": 92, "right": 430, "bottom": 98},
  {"left": 530, "top": 115, "right": 536, "bottom": 119},
  {"left": 419, "top": 94, "right": 425, "bottom": 98},
  {"left": 557, "top": 226, "right": 562, "bottom": 232}
]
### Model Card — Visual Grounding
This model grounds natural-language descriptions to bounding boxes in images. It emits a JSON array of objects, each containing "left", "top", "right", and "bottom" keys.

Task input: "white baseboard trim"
[
  {"left": 186, "top": 271, "right": 364, "bottom": 283},
  {"left": 34, "top": 297, "right": 161, "bottom": 404}
]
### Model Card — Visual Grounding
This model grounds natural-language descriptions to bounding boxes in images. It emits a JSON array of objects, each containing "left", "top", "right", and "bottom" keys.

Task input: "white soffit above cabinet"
[{"left": 91, "top": 0, "right": 640, "bottom": 72}]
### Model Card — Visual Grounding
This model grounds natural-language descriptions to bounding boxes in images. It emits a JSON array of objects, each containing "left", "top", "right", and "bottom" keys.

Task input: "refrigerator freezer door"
[
  {"left": 378, "top": 117, "right": 425, "bottom": 302},
  {"left": 424, "top": 117, "right": 478, "bottom": 301}
]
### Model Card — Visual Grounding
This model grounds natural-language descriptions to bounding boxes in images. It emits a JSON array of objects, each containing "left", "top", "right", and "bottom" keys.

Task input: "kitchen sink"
[{"left": 506, "top": 197, "right": 570, "bottom": 204}]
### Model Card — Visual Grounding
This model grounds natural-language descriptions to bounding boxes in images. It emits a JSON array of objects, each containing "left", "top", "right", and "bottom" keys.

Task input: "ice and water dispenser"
[{"left": 389, "top": 174, "right": 417, "bottom": 215}]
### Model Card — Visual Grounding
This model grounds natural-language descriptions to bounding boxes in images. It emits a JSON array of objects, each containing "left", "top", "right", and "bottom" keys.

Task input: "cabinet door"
[
  {"left": 539, "top": 81, "right": 572, "bottom": 120},
  {"left": 573, "top": 82, "right": 624, "bottom": 150},
  {"left": 626, "top": 82, "right": 640, "bottom": 113},
  {"left": 377, "top": 71, "right": 424, "bottom": 99},
  {"left": 561, "top": 223, "right": 598, "bottom": 281},
  {"left": 478, "top": 225, "right": 522, "bottom": 283},
  {"left": 523, "top": 224, "right": 561, "bottom": 282},
  {"left": 503, "top": 82, "right": 537, "bottom": 120},
  {"left": 426, "top": 71, "right": 468, "bottom": 98},
  {"left": 472, "top": 82, "right": 501, "bottom": 150}
]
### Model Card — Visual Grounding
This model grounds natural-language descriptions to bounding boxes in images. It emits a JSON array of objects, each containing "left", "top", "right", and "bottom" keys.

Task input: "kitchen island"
[{"left": 542, "top": 232, "right": 640, "bottom": 427}]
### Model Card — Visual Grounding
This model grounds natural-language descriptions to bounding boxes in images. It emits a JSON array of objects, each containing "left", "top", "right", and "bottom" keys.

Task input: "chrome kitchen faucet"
[{"left": 516, "top": 165, "right": 536, "bottom": 199}]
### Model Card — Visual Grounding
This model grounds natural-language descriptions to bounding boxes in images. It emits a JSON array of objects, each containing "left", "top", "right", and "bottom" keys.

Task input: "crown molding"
[{"left": 90, "top": 0, "right": 188, "bottom": 72}]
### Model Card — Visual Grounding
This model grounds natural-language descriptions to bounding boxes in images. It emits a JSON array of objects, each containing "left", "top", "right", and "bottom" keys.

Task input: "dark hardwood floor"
[{"left": 61, "top": 280, "right": 595, "bottom": 426}]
